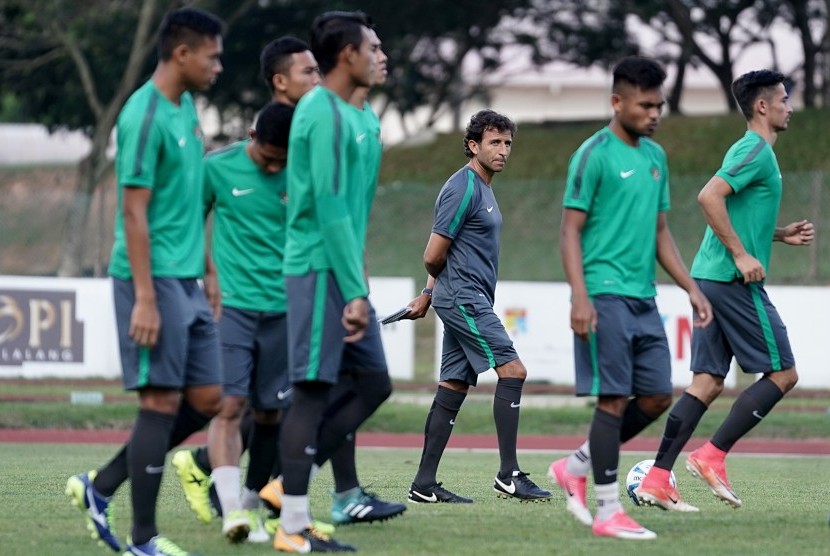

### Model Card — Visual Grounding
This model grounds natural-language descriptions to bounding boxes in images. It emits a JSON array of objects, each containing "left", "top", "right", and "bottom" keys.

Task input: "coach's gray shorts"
[
  {"left": 219, "top": 306, "right": 290, "bottom": 410},
  {"left": 691, "top": 279, "right": 794, "bottom": 376},
  {"left": 434, "top": 297, "right": 518, "bottom": 386},
  {"left": 574, "top": 294, "right": 672, "bottom": 397},
  {"left": 113, "top": 277, "right": 221, "bottom": 391}
]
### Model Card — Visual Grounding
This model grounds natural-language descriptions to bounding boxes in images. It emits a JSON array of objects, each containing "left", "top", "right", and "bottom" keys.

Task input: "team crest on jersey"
[
  {"left": 280, "top": 192, "right": 288, "bottom": 205},
  {"left": 651, "top": 167, "right": 660, "bottom": 181},
  {"left": 194, "top": 125, "right": 205, "bottom": 143}
]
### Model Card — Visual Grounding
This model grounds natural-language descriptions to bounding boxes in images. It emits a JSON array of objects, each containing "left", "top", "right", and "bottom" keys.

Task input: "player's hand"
[
  {"left": 403, "top": 292, "right": 432, "bottom": 319},
  {"left": 129, "top": 298, "right": 160, "bottom": 348},
  {"left": 734, "top": 252, "right": 766, "bottom": 283},
  {"left": 780, "top": 220, "right": 815, "bottom": 246},
  {"left": 570, "top": 293, "right": 596, "bottom": 340},
  {"left": 203, "top": 269, "right": 222, "bottom": 321},
  {"left": 343, "top": 297, "right": 369, "bottom": 343},
  {"left": 689, "top": 288, "right": 713, "bottom": 328}
]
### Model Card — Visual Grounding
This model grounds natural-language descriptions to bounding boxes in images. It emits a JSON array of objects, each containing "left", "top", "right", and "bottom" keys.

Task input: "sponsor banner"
[
  {"left": 0, "top": 276, "right": 416, "bottom": 381},
  {"left": 369, "top": 277, "right": 415, "bottom": 380},
  {"left": 435, "top": 282, "right": 830, "bottom": 389},
  {"left": 0, "top": 276, "right": 120, "bottom": 378}
]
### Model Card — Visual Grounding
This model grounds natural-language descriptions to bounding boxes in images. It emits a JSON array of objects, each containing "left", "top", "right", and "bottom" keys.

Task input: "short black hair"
[
  {"left": 157, "top": 8, "right": 223, "bottom": 61},
  {"left": 731, "top": 70, "right": 787, "bottom": 120},
  {"left": 310, "top": 11, "right": 372, "bottom": 75},
  {"left": 612, "top": 56, "right": 666, "bottom": 93},
  {"left": 463, "top": 110, "right": 516, "bottom": 158},
  {"left": 255, "top": 102, "right": 295, "bottom": 149},
  {"left": 260, "top": 36, "right": 311, "bottom": 93}
]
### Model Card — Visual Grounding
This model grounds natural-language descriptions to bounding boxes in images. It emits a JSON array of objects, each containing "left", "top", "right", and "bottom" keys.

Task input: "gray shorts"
[
  {"left": 341, "top": 305, "right": 388, "bottom": 374},
  {"left": 691, "top": 279, "right": 795, "bottom": 376},
  {"left": 219, "top": 307, "right": 290, "bottom": 410},
  {"left": 574, "top": 295, "right": 672, "bottom": 397},
  {"left": 434, "top": 298, "right": 518, "bottom": 386},
  {"left": 113, "top": 277, "right": 221, "bottom": 391}
]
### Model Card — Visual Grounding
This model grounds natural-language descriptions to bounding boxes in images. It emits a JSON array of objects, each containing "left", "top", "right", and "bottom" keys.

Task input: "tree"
[{"left": 779, "top": 0, "right": 828, "bottom": 107}]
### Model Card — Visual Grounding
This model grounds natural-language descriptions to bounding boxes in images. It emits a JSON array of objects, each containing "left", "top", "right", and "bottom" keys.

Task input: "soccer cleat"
[
  {"left": 222, "top": 509, "right": 251, "bottom": 544},
  {"left": 407, "top": 482, "right": 473, "bottom": 504},
  {"left": 331, "top": 487, "right": 406, "bottom": 525},
  {"left": 548, "top": 458, "right": 592, "bottom": 525},
  {"left": 123, "top": 535, "right": 199, "bottom": 555},
  {"left": 266, "top": 516, "right": 336, "bottom": 537},
  {"left": 246, "top": 510, "right": 270, "bottom": 543},
  {"left": 65, "top": 470, "right": 122, "bottom": 552},
  {"left": 592, "top": 509, "right": 657, "bottom": 540},
  {"left": 259, "top": 477, "right": 284, "bottom": 514},
  {"left": 686, "top": 450, "right": 742, "bottom": 508},
  {"left": 274, "top": 526, "right": 355, "bottom": 553},
  {"left": 634, "top": 484, "right": 700, "bottom": 512},
  {"left": 493, "top": 470, "right": 552, "bottom": 502},
  {"left": 171, "top": 449, "right": 214, "bottom": 523}
]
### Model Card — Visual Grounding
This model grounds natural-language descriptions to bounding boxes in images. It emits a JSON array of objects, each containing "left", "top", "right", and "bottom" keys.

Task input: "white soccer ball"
[{"left": 625, "top": 459, "right": 676, "bottom": 505}]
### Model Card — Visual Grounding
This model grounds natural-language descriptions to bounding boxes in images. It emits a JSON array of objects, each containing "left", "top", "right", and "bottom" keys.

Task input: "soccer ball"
[{"left": 625, "top": 459, "right": 676, "bottom": 505}]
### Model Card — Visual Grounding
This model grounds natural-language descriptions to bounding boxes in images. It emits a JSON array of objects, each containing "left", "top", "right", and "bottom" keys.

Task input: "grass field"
[{"left": 2, "top": 444, "right": 828, "bottom": 555}]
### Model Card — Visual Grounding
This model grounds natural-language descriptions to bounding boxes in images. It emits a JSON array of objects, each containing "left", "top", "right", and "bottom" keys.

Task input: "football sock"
[
  {"left": 566, "top": 441, "right": 591, "bottom": 477},
  {"left": 493, "top": 377, "right": 524, "bottom": 474},
  {"left": 330, "top": 433, "right": 359, "bottom": 493},
  {"left": 594, "top": 481, "right": 621, "bottom": 522},
  {"left": 654, "top": 393, "right": 708, "bottom": 471},
  {"left": 211, "top": 465, "right": 242, "bottom": 515},
  {"left": 280, "top": 494, "right": 311, "bottom": 535},
  {"left": 619, "top": 398, "right": 658, "bottom": 443},
  {"left": 195, "top": 446, "right": 212, "bottom": 474},
  {"left": 279, "top": 383, "right": 330, "bottom": 496},
  {"left": 245, "top": 421, "right": 279, "bottom": 492},
  {"left": 413, "top": 386, "right": 466, "bottom": 487},
  {"left": 240, "top": 486, "right": 261, "bottom": 511},
  {"left": 711, "top": 377, "right": 784, "bottom": 452},
  {"left": 128, "top": 409, "right": 175, "bottom": 546},
  {"left": 167, "top": 401, "right": 212, "bottom": 448},
  {"left": 239, "top": 408, "right": 254, "bottom": 455},
  {"left": 589, "top": 408, "right": 622, "bottom": 486},
  {"left": 93, "top": 446, "right": 127, "bottom": 497}
]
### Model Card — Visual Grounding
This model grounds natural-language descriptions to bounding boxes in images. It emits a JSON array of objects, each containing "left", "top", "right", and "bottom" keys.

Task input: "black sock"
[
  {"left": 239, "top": 408, "right": 255, "bottom": 454},
  {"left": 194, "top": 446, "right": 212, "bottom": 475},
  {"left": 245, "top": 421, "right": 279, "bottom": 492},
  {"left": 330, "top": 433, "right": 359, "bottom": 493},
  {"left": 93, "top": 446, "right": 128, "bottom": 497},
  {"left": 413, "top": 386, "right": 466, "bottom": 487},
  {"left": 711, "top": 377, "right": 784, "bottom": 452},
  {"left": 128, "top": 409, "right": 175, "bottom": 546},
  {"left": 654, "top": 393, "right": 708, "bottom": 470},
  {"left": 619, "top": 399, "right": 657, "bottom": 443},
  {"left": 167, "top": 401, "right": 212, "bottom": 448},
  {"left": 271, "top": 422, "right": 283, "bottom": 479},
  {"left": 493, "top": 377, "right": 523, "bottom": 475},
  {"left": 279, "top": 383, "right": 330, "bottom": 495},
  {"left": 589, "top": 409, "right": 622, "bottom": 485}
]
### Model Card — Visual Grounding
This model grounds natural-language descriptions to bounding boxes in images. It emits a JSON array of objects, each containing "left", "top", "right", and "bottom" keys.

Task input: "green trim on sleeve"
[{"left": 448, "top": 169, "right": 476, "bottom": 235}]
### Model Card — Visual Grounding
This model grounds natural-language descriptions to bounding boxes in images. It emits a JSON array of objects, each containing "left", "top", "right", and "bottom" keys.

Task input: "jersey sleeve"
[
  {"left": 432, "top": 172, "right": 476, "bottom": 239},
  {"left": 308, "top": 106, "right": 368, "bottom": 302},
  {"left": 116, "top": 100, "right": 162, "bottom": 190},
  {"left": 657, "top": 147, "right": 671, "bottom": 212},
  {"left": 563, "top": 145, "right": 602, "bottom": 212},
  {"left": 715, "top": 140, "right": 767, "bottom": 194},
  {"left": 202, "top": 156, "right": 217, "bottom": 216}
]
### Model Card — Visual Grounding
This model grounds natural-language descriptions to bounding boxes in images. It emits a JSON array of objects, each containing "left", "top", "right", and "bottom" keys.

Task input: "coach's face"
[
  {"left": 469, "top": 127, "right": 513, "bottom": 174},
  {"left": 613, "top": 84, "right": 664, "bottom": 138}
]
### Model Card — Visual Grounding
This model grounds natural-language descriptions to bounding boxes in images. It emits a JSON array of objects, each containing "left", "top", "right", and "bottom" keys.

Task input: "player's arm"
[
  {"left": 698, "top": 175, "right": 764, "bottom": 283},
  {"left": 122, "top": 187, "right": 159, "bottom": 347},
  {"left": 774, "top": 220, "right": 815, "bottom": 245},
  {"left": 655, "top": 212, "right": 712, "bottom": 327},
  {"left": 424, "top": 233, "right": 452, "bottom": 278},
  {"left": 202, "top": 163, "right": 221, "bottom": 320},
  {"left": 560, "top": 208, "right": 595, "bottom": 340}
]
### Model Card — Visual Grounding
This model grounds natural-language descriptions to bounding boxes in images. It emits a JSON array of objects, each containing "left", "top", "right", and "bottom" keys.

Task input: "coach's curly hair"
[{"left": 463, "top": 109, "right": 516, "bottom": 158}]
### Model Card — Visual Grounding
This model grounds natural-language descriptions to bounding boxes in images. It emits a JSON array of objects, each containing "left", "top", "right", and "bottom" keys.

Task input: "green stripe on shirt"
[{"left": 448, "top": 169, "right": 476, "bottom": 235}]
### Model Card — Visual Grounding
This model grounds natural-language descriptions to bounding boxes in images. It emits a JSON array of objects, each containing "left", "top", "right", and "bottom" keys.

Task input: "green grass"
[{"left": 2, "top": 443, "right": 828, "bottom": 555}]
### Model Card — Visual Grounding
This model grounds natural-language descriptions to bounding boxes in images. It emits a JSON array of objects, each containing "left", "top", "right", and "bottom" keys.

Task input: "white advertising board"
[{"left": 368, "top": 277, "right": 415, "bottom": 380}]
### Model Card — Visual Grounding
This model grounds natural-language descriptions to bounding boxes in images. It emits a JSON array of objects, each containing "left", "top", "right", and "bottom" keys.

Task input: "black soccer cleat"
[
  {"left": 493, "top": 470, "right": 552, "bottom": 502},
  {"left": 331, "top": 487, "right": 406, "bottom": 525},
  {"left": 407, "top": 482, "right": 474, "bottom": 504}
]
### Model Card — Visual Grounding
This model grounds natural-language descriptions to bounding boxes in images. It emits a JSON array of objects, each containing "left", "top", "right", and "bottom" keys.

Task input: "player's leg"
[{"left": 408, "top": 319, "right": 473, "bottom": 504}]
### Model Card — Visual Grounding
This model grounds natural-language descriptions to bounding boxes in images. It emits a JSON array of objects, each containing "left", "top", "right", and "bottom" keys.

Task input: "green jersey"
[
  {"left": 563, "top": 127, "right": 670, "bottom": 298},
  {"left": 691, "top": 130, "right": 782, "bottom": 281},
  {"left": 283, "top": 86, "right": 368, "bottom": 302},
  {"left": 204, "top": 140, "right": 287, "bottom": 312},
  {"left": 352, "top": 102, "right": 383, "bottom": 252},
  {"left": 109, "top": 80, "right": 205, "bottom": 279}
]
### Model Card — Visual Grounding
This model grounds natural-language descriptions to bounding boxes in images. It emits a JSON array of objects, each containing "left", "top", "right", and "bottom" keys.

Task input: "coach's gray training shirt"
[{"left": 430, "top": 166, "right": 502, "bottom": 309}]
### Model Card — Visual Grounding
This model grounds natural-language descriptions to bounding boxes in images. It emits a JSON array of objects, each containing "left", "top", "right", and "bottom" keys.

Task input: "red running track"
[{"left": 0, "top": 429, "right": 828, "bottom": 455}]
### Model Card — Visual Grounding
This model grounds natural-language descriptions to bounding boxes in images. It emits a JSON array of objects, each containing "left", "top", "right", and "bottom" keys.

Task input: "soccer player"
[
  {"left": 272, "top": 11, "right": 380, "bottom": 553},
  {"left": 65, "top": 8, "right": 224, "bottom": 556},
  {"left": 547, "top": 56, "right": 711, "bottom": 540},
  {"left": 171, "top": 36, "right": 320, "bottom": 531},
  {"left": 404, "top": 109, "right": 552, "bottom": 505},
  {"left": 191, "top": 102, "right": 294, "bottom": 545},
  {"left": 635, "top": 69, "right": 814, "bottom": 510}
]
